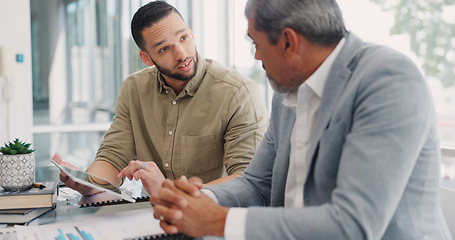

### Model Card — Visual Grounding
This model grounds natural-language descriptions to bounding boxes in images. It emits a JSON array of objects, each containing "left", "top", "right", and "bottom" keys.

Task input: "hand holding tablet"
[{"left": 51, "top": 160, "right": 136, "bottom": 203}]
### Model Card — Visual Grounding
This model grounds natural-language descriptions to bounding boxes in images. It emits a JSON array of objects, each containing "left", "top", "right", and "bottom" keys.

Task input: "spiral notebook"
[
  {"left": 79, "top": 191, "right": 150, "bottom": 208},
  {"left": 125, "top": 233, "right": 194, "bottom": 240}
]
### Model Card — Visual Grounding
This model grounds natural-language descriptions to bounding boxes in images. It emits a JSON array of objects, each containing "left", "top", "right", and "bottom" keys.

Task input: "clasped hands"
[
  {"left": 150, "top": 176, "right": 229, "bottom": 237},
  {"left": 121, "top": 162, "right": 229, "bottom": 237}
]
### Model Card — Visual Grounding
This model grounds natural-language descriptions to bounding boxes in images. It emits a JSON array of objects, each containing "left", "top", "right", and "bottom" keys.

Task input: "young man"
[
  {"left": 55, "top": 1, "right": 268, "bottom": 197},
  {"left": 151, "top": 0, "right": 452, "bottom": 239}
]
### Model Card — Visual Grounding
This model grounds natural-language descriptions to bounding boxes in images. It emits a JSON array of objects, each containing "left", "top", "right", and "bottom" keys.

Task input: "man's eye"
[
  {"left": 159, "top": 47, "right": 168, "bottom": 53},
  {"left": 181, "top": 35, "right": 188, "bottom": 41}
]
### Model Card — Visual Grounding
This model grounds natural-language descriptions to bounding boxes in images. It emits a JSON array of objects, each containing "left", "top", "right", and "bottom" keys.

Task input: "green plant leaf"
[{"left": 0, "top": 139, "right": 35, "bottom": 155}]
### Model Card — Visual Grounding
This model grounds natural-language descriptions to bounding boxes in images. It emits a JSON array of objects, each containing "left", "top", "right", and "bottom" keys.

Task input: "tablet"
[{"left": 51, "top": 160, "right": 135, "bottom": 203}]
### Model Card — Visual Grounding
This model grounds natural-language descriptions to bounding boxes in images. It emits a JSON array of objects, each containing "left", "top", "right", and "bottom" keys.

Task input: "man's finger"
[
  {"left": 117, "top": 168, "right": 127, "bottom": 178},
  {"left": 188, "top": 176, "right": 204, "bottom": 189},
  {"left": 156, "top": 187, "right": 188, "bottom": 208},
  {"left": 154, "top": 204, "right": 183, "bottom": 222},
  {"left": 118, "top": 161, "right": 142, "bottom": 179},
  {"left": 175, "top": 176, "right": 201, "bottom": 197},
  {"left": 159, "top": 221, "right": 179, "bottom": 234},
  {"left": 150, "top": 189, "right": 177, "bottom": 207},
  {"left": 52, "top": 153, "right": 62, "bottom": 163},
  {"left": 133, "top": 170, "right": 146, "bottom": 181},
  {"left": 59, "top": 171, "right": 68, "bottom": 180}
]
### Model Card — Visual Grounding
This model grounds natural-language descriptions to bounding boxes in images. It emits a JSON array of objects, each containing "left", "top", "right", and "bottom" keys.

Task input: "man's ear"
[
  {"left": 281, "top": 28, "right": 298, "bottom": 54},
  {"left": 139, "top": 50, "right": 154, "bottom": 66}
]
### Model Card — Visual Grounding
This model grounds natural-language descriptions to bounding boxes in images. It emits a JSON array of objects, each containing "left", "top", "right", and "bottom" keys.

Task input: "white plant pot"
[{"left": 0, "top": 153, "right": 35, "bottom": 191}]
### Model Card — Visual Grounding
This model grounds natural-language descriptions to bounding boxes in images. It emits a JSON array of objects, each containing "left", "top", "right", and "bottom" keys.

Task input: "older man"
[{"left": 151, "top": 0, "right": 452, "bottom": 239}]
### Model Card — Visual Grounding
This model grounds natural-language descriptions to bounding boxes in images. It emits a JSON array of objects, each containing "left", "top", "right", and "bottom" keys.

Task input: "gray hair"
[{"left": 245, "top": 0, "right": 346, "bottom": 46}]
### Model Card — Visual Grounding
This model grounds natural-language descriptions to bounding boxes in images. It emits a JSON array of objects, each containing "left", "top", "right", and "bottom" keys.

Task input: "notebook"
[
  {"left": 0, "top": 207, "right": 54, "bottom": 224},
  {"left": 78, "top": 191, "right": 150, "bottom": 208}
]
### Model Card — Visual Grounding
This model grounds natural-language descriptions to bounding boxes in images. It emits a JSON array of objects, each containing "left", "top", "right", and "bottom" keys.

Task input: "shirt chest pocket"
[{"left": 180, "top": 135, "right": 223, "bottom": 175}]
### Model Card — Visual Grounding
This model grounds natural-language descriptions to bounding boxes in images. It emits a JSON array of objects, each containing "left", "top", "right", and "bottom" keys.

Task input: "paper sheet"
[
  {"left": 14, "top": 208, "right": 165, "bottom": 240},
  {"left": 0, "top": 227, "right": 16, "bottom": 240}
]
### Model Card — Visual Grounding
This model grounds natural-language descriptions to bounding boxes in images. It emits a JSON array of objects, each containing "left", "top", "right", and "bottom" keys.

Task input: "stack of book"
[{"left": 0, "top": 181, "right": 58, "bottom": 224}]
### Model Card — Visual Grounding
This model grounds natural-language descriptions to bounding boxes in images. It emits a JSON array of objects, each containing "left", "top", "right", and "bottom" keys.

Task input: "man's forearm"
[{"left": 86, "top": 160, "right": 122, "bottom": 187}]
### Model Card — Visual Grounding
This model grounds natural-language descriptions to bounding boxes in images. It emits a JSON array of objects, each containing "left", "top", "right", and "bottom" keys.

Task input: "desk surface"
[
  {"left": 0, "top": 187, "right": 203, "bottom": 240},
  {"left": 23, "top": 186, "right": 149, "bottom": 226}
]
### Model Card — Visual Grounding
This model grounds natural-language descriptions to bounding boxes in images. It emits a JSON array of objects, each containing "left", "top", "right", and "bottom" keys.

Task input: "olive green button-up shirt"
[{"left": 95, "top": 56, "right": 268, "bottom": 183}]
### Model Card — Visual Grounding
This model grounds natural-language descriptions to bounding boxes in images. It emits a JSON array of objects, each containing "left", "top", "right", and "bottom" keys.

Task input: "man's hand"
[
  {"left": 52, "top": 153, "right": 101, "bottom": 196},
  {"left": 151, "top": 176, "right": 228, "bottom": 237},
  {"left": 118, "top": 160, "right": 166, "bottom": 197}
]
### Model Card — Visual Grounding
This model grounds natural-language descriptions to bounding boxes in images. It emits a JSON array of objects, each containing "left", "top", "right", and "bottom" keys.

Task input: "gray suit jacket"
[{"left": 208, "top": 33, "right": 452, "bottom": 239}]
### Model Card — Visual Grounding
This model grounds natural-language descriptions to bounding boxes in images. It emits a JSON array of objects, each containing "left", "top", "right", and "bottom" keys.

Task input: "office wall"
[{"left": 0, "top": 0, "right": 33, "bottom": 144}]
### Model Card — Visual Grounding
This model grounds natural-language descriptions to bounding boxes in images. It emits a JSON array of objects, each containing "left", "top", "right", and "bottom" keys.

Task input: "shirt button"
[
  {"left": 164, "top": 163, "right": 169, "bottom": 168},
  {"left": 168, "top": 131, "right": 173, "bottom": 135},
  {"left": 171, "top": 100, "right": 177, "bottom": 105}
]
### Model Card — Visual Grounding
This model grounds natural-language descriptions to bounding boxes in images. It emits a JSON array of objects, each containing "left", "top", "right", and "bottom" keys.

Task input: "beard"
[
  {"left": 268, "top": 77, "right": 291, "bottom": 93},
  {"left": 152, "top": 53, "right": 198, "bottom": 81},
  {"left": 265, "top": 67, "right": 307, "bottom": 93}
]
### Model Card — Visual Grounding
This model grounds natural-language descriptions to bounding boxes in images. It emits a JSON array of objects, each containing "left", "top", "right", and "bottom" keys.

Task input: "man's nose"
[
  {"left": 174, "top": 43, "right": 187, "bottom": 61},
  {"left": 254, "top": 50, "right": 261, "bottom": 61}
]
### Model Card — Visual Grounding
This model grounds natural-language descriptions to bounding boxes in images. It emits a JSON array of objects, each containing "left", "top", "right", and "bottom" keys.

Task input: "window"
[
  {"left": 232, "top": 0, "right": 271, "bottom": 109},
  {"left": 31, "top": 0, "right": 145, "bottom": 180}
]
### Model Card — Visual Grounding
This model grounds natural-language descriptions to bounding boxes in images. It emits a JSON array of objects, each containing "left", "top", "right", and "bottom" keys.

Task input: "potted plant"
[{"left": 0, "top": 138, "right": 36, "bottom": 191}]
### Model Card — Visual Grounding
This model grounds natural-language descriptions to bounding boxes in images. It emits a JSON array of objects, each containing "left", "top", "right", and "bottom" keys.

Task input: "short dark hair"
[
  {"left": 131, "top": 1, "right": 184, "bottom": 50},
  {"left": 245, "top": 0, "right": 346, "bottom": 46}
]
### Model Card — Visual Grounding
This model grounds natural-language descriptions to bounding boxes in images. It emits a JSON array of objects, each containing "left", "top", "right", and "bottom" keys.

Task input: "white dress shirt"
[
  {"left": 283, "top": 79, "right": 320, "bottom": 208},
  {"left": 204, "top": 38, "right": 346, "bottom": 240}
]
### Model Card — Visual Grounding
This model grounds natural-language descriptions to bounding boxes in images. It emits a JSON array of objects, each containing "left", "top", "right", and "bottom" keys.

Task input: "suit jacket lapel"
[
  {"left": 306, "top": 33, "right": 360, "bottom": 173},
  {"left": 270, "top": 105, "right": 296, "bottom": 207}
]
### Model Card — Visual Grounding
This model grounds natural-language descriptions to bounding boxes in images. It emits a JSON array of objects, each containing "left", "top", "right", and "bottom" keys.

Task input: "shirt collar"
[
  {"left": 157, "top": 53, "right": 206, "bottom": 97},
  {"left": 283, "top": 37, "right": 346, "bottom": 107}
]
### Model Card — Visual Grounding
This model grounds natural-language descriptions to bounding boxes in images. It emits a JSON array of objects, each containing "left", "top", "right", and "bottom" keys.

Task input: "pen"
[{"left": 32, "top": 183, "right": 46, "bottom": 189}]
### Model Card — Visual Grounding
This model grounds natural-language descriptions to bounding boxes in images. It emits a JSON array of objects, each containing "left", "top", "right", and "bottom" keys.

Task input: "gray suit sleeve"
[{"left": 207, "top": 123, "right": 276, "bottom": 207}]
